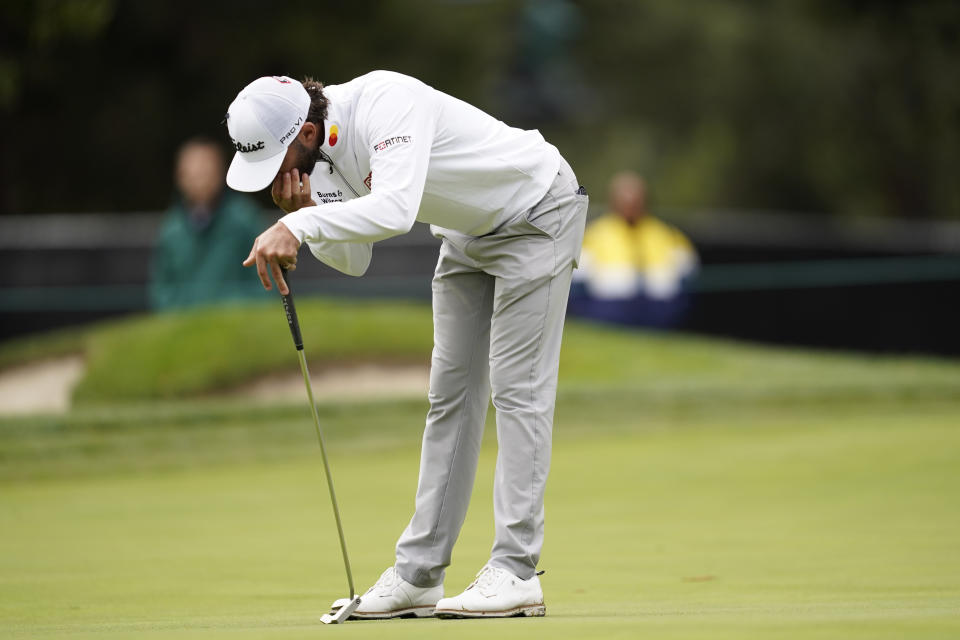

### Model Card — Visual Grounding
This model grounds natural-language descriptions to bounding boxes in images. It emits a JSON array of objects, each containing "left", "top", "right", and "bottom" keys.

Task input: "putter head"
[{"left": 321, "top": 595, "right": 361, "bottom": 624}]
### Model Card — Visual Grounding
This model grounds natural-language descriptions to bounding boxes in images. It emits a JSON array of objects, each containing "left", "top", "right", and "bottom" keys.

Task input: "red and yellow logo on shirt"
[{"left": 328, "top": 124, "right": 339, "bottom": 147}]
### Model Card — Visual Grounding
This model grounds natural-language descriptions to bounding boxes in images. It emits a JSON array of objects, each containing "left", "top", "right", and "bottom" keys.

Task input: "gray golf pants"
[{"left": 395, "top": 160, "right": 588, "bottom": 587}]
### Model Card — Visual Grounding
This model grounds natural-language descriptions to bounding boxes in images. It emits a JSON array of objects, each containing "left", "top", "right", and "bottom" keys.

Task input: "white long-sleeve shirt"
[{"left": 280, "top": 70, "right": 562, "bottom": 276}]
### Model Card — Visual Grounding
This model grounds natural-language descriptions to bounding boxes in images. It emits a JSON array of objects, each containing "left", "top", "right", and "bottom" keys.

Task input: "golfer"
[{"left": 226, "top": 71, "right": 587, "bottom": 619}]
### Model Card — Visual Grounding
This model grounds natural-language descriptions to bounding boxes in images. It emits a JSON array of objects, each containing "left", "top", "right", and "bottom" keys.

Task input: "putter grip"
[{"left": 280, "top": 269, "right": 303, "bottom": 351}]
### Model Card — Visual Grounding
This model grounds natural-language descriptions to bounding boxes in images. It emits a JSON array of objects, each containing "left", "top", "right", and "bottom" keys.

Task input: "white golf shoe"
[
  {"left": 329, "top": 566, "right": 442, "bottom": 619},
  {"left": 434, "top": 565, "right": 546, "bottom": 618}
]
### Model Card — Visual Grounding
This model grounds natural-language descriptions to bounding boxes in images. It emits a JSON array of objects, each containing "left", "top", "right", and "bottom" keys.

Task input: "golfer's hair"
[{"left": 302, "top": 77, "right": 329, "bottom": 125}]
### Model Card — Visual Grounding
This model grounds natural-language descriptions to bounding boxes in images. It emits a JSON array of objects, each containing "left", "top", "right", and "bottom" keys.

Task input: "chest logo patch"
[{"left": 315, "top": 189, "right": 343, "bottom": 204}]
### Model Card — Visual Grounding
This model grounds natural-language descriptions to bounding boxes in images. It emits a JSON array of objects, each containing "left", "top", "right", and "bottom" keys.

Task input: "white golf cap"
[{"left": 225, "top": 76, "right": 310, "bottom": 192}]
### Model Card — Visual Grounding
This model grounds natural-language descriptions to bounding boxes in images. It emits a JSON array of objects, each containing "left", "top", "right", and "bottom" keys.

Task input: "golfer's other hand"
[{"left": 243, "top": 221, "right": 301, "bottom": 294}]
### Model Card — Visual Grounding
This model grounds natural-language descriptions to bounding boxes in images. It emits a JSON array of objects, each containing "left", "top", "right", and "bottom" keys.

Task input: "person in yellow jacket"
[{"left": 569, "top": 171, "right": 697, "bottom": 326}]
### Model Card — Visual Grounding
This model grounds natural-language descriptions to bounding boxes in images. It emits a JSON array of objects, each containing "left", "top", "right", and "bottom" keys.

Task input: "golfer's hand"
[
  {"left": 272, "top": 169, "right": 317, "bottom": 214},
  {"left": 242, "top": 221, "right": 301, "bottom": 295}
]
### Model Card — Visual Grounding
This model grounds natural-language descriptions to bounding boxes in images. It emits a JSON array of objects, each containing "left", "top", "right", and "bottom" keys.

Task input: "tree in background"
[{"left": 1, "top": 0, "right": 958, "bottom": 219}]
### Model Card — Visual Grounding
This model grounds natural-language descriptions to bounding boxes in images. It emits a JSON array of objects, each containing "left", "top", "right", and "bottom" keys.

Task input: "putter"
[{"left": 278, "top": 269, "right": 362, "bottom": 624}]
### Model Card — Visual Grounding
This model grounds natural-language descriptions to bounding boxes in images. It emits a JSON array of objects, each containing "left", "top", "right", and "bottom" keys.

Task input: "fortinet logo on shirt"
[{"left": 373, "top": 135, "right": 412, "bottom": 152}]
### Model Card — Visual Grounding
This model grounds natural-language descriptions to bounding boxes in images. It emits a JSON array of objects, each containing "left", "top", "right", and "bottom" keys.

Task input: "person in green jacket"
[{"left": 150, "top": 137, "right": 267, "bottom": 310}]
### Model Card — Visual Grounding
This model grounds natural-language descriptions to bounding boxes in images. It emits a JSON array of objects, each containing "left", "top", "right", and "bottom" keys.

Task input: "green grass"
[
  {"left": 1, "top": 303, "right": 959, "bottom": 638},
  {"left": 2, "top": 397, "right": 958, "bottom": 639}
]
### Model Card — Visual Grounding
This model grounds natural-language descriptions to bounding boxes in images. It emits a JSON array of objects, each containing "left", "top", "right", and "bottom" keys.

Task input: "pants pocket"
[{"left": 524, "top": 203, "right": 561, "bottom": 238}]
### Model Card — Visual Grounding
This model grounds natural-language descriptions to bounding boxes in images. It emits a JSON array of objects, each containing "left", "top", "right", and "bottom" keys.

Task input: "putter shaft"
[
  {"left": 279, "top": 271, "right": 357, "bottom": 604},
  {"left": 296, "top": 348, "right": 356, "bottom": 600}
]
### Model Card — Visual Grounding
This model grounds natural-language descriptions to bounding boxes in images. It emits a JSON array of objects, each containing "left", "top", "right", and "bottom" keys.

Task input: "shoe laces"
[
  {"left": 367, "top": 566, "right": 401, "bottom": 595},
  {"left": 469, "top": 565, "right": 507, "bottom": 594}
]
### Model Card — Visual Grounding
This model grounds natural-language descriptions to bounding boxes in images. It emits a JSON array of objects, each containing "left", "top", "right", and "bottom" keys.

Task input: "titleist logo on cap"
[{"left": 233, "top": 140, "right": 265, "bottom": 153}]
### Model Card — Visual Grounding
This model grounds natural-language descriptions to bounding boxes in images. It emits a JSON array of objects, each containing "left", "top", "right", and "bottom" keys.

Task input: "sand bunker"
[
  {"left": 0, "top": 355, "right": 86, "bottom": 415},
  {"left": 0, "top": 356, "right": 429, "bottom": 416},
  {"left": 232, "top": 362, "right": 430, "bottom": 403}
]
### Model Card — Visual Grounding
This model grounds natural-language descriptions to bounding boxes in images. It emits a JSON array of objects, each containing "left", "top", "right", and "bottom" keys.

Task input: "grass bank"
[{"left": 1, "top": 298, "right": 959, "bottom": 406}]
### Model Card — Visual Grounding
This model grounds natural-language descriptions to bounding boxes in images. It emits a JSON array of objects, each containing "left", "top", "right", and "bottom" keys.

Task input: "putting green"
[{"left": 2, "top": 394, "right": 958, "bottom": 639}]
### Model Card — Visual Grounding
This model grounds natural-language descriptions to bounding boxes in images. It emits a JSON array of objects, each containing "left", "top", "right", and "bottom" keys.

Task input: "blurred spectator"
[
  {"left": 569, "top": 171, "right": 698, "bottom": 327},
  {"left": 150, "top": 137, "right": 266, "bottom": 310}
]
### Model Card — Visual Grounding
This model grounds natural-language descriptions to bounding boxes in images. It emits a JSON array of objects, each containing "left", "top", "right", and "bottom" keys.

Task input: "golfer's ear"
[{"left": 299, "top": 122, "right": 319, "bottom": 145}]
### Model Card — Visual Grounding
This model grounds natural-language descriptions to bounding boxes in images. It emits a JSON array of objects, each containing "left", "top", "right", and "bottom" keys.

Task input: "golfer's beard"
[{"left": 295, "top": 141, "right": 322, "bottom": 177}]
